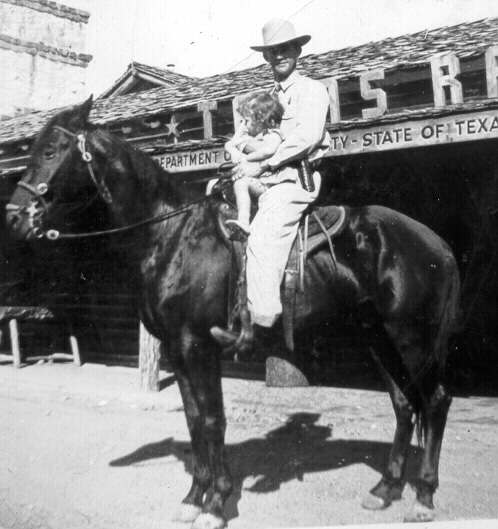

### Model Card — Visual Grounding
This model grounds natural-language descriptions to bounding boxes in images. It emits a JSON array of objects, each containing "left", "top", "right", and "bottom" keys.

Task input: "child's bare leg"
[
  {"left": 233, "top": 178, "right": 252, "bottom": 227},
  {"left": 227, "top": 177, "right": 251, "bottom": 236},
  {"left": 247, "top": 178, "right": 267, "bottom": 201}
]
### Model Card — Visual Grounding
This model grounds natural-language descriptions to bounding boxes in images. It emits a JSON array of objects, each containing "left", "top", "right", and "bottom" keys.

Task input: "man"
[{"left": 212, "top": 18, "right": 330, "bottom": 353}]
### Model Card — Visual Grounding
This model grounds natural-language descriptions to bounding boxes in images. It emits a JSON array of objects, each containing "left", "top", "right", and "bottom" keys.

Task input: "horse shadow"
[{"left": 109, "top": 412, "right": 422, "bottom": 521}]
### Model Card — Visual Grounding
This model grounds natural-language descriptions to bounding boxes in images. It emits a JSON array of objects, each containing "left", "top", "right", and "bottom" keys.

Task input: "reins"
[{"left": 51, "top": 188, "right": 231, "bottom": 240}]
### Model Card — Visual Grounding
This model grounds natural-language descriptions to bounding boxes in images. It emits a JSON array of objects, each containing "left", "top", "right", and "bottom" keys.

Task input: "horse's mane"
[{"left": 93, "top": 128, "right": 186, "bottom": 205}]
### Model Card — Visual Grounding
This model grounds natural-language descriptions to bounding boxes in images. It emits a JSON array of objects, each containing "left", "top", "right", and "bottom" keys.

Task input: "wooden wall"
[
  {"left": 0, "top": 172, "right": 140, "bottom": 364},
  {"left": 1, "top": 140, "right": 497, "bottom": 393},
  {"left": 319, "top": 138, "right": 498, "bottom": 393},
  {"left": 0, "top": 174, "right": 214, "bottom": 367}
]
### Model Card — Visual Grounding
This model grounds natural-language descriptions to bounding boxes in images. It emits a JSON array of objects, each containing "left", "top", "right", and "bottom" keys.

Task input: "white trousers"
[{"left": 246, "top": 171, "right": 321, "bottom": 327}]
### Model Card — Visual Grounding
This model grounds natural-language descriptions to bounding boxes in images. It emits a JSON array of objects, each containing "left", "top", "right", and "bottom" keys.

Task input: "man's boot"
[
  {"left": 210, "top": 323, "right": 276, "bottom": 362},
  {"left": 211, "top": 323, "right": 309, "bottom": 386},
  {"left": 210, "top": 324, "right": 253, "bottom": 360}
]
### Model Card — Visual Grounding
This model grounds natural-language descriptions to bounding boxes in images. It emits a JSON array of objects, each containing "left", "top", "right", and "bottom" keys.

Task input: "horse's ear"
[
  {"left": 68, "top": 95, "right": 93, "bottom": 129},
  {"left": 80, "top": 95, "right": 93, "bottom": 120}
]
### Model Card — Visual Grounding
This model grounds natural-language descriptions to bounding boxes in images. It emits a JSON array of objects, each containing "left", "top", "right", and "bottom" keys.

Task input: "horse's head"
[{"left": 6, "top": 96, "right": 98, "bottom": 241}]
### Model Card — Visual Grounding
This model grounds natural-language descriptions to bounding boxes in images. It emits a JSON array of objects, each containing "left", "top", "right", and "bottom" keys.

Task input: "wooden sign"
[
  {"left": 328, "top": 110, "right": 498, "bottom": 156},
  {"left": 153, "top": 147, "right": 231, "bottom": 173}
]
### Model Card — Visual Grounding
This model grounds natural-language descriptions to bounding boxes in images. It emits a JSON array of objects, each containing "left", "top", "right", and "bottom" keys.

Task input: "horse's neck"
[
  {"left": 93, "top": 131, "right": 183, "bottom": 223},
  {"left": 90, "top": 132, "right": 219, "bottom": 262}
]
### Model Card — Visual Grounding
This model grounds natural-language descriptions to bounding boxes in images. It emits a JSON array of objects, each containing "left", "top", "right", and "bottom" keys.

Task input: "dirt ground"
[{"left": 0, "top": 361, "right": 496, "bottom": 529}]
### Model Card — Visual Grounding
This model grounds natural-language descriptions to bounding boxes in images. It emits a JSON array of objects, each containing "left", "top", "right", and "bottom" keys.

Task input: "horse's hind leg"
[
  {"left": 363, "top": 351, "right": 417, "bottom": 510},
  {"left": 359, "top": 305, "right": 421, "bottom": 510},
  {"left": 405, "top": 379, "right": 452, "bottom": 523},
  {"left": 363, "top": 344, "right": 420, "bottom": 510}
]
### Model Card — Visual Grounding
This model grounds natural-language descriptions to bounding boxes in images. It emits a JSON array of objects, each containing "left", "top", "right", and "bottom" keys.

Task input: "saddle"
[{"left": 213, "top": 180, "right": 347, "bottom": 351}]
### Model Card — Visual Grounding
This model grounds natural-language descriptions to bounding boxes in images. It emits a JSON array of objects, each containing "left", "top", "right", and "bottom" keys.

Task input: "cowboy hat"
[{"left": 250, "top": 19, "right": 311, "bottom": 51}]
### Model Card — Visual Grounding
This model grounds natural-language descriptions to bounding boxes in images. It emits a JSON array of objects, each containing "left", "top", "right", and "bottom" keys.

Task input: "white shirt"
[{"left": 267, "top": 70, "right": 330, "bottom": 170}]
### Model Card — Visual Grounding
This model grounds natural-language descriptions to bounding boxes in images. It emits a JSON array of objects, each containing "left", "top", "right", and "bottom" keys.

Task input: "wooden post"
[
  {"left": 320, "top": 77, "right": 341, "bottom": 124},
  {"left": 486, "top": 46, "right": 498, "bottom": 98},
  {"left": 139, "top": 322, "right": 160, "bottom": 392},
  {"left": 9, "top": 319, "right": 21, "bottom": 368},
  {"left": 197, "top": 101, "right": 217, "bottom": 139},
  {"left": 69, "top": 334, "right": 81, "bottom": 366}
]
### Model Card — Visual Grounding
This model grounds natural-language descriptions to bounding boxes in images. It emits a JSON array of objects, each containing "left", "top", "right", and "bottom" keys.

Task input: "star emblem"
[{"left": 166, "top": 115, "right": 180, "bottom": 143}]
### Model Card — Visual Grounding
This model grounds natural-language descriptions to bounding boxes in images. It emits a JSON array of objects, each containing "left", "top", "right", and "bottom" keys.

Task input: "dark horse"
[{"left": 6, "top": 98, "right": 460, "bottom": 528}]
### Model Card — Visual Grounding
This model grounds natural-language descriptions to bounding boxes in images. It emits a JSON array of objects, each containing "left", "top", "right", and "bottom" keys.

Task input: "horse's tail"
[{"left": 434, "top": 252, "right": 461, "bottom": 370}]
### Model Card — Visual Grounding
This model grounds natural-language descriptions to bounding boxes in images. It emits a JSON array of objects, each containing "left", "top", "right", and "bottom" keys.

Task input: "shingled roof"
[
  {"left": 1, "top": 0, "right": 90, "bottom": 23},
  {"left": 98, "top": 61, "right": 196, "bottom": 99},
  {"left": 1, "top": 16, "right": 497, "bottom": 146}
]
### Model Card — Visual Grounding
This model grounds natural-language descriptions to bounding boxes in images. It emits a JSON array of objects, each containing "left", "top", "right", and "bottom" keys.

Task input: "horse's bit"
[{"left": 6, "top": 126, "right": 113, "bottom": 240}]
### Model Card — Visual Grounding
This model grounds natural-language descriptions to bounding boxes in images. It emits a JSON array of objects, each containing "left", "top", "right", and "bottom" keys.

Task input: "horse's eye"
[{"left": 44, "top": 150, "right": 56, "bottom": 160}]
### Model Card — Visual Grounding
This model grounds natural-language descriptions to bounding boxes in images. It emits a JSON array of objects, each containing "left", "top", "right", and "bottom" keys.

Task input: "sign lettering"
[
  {"left": 154, "top": 148, "right": 231, "bottom": 173},
  {"left": 360, "top": 69, "right": 387, "bottom": 119},
  {"left": 328, "top": 111, "right": 498, "bottom": 156},
  {"left": 431, "top": 53, "right": 463, "bottom": 107}
]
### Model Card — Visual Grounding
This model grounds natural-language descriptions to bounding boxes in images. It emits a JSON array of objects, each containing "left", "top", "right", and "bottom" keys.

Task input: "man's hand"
[
  {"left": 237, "top": 160, "right": 269, "bottom": 179},
  {"left": 230, "top": 151, "right": 247, "bottom": 165}
]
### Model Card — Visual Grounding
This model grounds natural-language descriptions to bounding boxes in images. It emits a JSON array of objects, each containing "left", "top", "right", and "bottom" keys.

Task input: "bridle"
[
  {"left": 6, "top": 125, "right": 112, "bottom": 240},
  {"left": 7, "top": 125, "right": 233, "bottom": 241}
]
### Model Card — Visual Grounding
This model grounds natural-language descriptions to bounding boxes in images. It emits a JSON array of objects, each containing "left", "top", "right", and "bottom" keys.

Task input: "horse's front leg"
[
  {"left": 172, "top": 365, "right": 212, "bottom": 523},
  {"left": 172, "top": 331, "right": 232, "bottom": 529}
]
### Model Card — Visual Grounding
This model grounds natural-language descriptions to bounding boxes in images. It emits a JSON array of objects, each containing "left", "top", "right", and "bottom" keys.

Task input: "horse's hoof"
[
  {"left": 403, "top": 500, "right": 435, "bottom": 523},
  {"left": 362, "top": 493, "right": 388, "bottom": 510},
  {"left": 191, "top": 512, "right": 227, "bottom": 529},
  {"left": 173, "top": 502, "right": 202, "bottom": 523}
]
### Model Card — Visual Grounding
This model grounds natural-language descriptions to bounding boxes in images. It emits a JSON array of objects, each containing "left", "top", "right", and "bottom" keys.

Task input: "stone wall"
[{"left": 0, "top": 0, "right": 92, "bottom": 118}]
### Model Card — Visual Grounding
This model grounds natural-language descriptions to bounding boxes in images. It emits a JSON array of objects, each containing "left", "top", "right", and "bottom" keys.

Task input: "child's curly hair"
[{"left": 238, "top": 91, "right": 284, "bottom": 129}]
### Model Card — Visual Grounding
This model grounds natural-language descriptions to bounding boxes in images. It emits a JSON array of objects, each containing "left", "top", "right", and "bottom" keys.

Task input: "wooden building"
[{"left": 0, "top": 17, "right": 497, "bottom": 390}]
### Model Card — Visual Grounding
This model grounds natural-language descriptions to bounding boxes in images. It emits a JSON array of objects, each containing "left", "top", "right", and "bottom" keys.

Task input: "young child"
[{"left": 225, "top": 91, "right": 284, "bottom": 237}]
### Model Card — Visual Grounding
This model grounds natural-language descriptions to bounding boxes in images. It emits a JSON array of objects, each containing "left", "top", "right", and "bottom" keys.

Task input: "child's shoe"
[{"left": 226, "top": 219, "right": 250, "bottom": 241}]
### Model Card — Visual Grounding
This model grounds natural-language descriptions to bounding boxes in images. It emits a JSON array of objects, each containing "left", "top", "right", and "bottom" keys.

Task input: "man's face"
[{"left": 264, "top": 43, "right": 301, "bottom": 82}]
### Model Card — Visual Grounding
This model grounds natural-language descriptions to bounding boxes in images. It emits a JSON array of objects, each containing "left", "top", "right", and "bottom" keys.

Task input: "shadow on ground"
[{"left": 109, "top": 412, "right": 422, "bottom": 522}]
